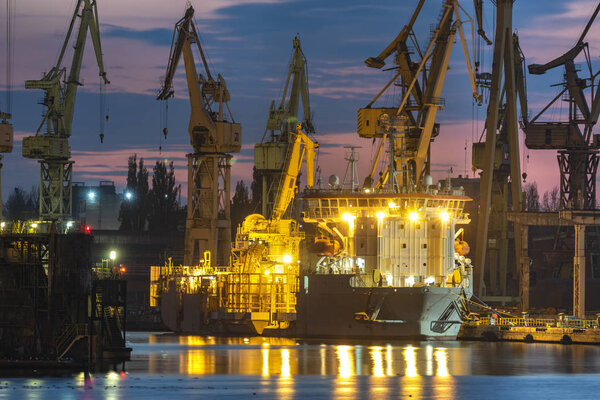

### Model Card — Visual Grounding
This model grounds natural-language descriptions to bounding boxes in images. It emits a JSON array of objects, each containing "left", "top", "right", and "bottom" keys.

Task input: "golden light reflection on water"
[
  {"left": 370, "top": 346, "right": 384, "bottom": 377},
  {"left": 336, "top": 345, "right": 355, "bottom": 378},
  {"left": 281, "top": 348, "right": 291, "bottom": 378},
  {"left": 147, "top": 335, "right": 454, "bottom": 379},
  {"left": 425, "top": 344, "right": 434, "bottom": 376},
  {"left": 404, "top": 345, "right": 418, "bottom": 377},
  {"left": 435, "top": 348, "right": 449, "bottom": 377},
  {"left": 262, "top": 348, "right": 270, "bottom": 376},
  {"left": 386, "top": 345, "right": 393, "bottom": 376}
]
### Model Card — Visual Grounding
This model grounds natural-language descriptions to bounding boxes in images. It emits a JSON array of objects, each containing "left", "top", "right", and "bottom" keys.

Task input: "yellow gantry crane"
[
  {"left": 237, "top": 123, "right": 318, "bottom": 264},
  {"left": 230, "top": 123, "right": 317, "bottom": 331},
  {"left": 254, "top": 37, "right": 314, "bottom": 218},
  {"left": 22, "top": 0, "right": 109, "bottom": 221},
  {"left": 358, "top": 0, "right": 480, "bottom": 192},
  {"left": 157, "top": 6, "right": 242, "bottom": 266}
]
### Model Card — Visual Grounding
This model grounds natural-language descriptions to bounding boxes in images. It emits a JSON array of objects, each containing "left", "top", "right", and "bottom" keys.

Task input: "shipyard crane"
[
  {"left": 22, "top": 0, "right": 108, "bottom": 221},
  {"left": 235, "top": 123, "right": 318, "bottom": 272},
  {"left": 471, "top": 0, "right": 527, "bottom": 302},
  {"left": 229, "top": 123, "right": 317, "bottom": 331},
  {"left": 158, "top": 6, "right": 242, "bottom": 266},
  {"left": 472, "top": 27, "right": 528, "bottom": 300},
  {"left": 255, "top": 37, "right": 314, "bottom": 217},
  {"left": 358, "top": 0, "right": 480, "bottom": 192},
  {"left": 524, "top": 2, "right": 600, "bottom": 210},
  {"left": 514, "top": 2, "right": 600, "bottom": 318}
]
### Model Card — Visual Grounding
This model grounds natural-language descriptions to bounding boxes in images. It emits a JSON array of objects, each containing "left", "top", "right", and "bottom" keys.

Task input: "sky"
[{"left": 1, "top": 0, "right": 600, "bottom": 203}]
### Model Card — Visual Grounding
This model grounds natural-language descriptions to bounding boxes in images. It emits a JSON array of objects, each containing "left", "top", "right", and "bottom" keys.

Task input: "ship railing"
[{"left": 476, "top": 316, "right": 598, "bottom": 329}]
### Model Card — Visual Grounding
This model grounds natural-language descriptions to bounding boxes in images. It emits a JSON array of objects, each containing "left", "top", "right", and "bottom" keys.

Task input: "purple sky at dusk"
[{"left": 1, "top": 0, "right": 600, "bottom": 202}]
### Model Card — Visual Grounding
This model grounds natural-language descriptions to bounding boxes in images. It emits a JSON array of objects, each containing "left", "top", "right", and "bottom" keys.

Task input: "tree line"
[{"left": 118, "top": 154, "right": 183, "bottom": 232}]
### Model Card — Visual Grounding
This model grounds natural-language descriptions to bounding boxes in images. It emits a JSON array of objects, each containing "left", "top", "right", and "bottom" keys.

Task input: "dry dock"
[{"left": 459, "top": 316, "right": 600, "bottom": 344}]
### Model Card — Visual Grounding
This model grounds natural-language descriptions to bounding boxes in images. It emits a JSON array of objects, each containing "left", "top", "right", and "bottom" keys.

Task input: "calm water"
[{"left": 2, "top": 332, "right": 600, "bottom": 399}]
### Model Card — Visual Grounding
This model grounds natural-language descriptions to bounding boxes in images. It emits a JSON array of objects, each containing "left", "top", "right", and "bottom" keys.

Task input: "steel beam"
[{"left": 574, "top": 224, "right": 585, "bottom": 318}]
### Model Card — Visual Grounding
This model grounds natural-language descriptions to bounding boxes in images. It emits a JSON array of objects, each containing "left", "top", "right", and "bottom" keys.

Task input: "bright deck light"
[
  {"left": 376, "top": 211, "right": 385, "bottom": 220},
  {"left": 109, "top": 250, "right": 117, "bottom": 260},
  {"left": 409, "top": 212, "right": 418, "bottom": 222},
  {"left": 342, "top": 213, "right": 355, "bottom": 222},
  {"left": 88, "top": 191, "right": 96, "bottom": 200},
  {"left": 283, "top": 254, "right": 293, "bottom": 264},
  {"left": 440, "top": 211, "right": 450, "bottom": 222}
]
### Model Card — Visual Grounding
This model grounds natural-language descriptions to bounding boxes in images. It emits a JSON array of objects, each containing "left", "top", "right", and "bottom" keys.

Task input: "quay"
[{"left": 459, "top": 315, "right": 600, "bottom": 344}]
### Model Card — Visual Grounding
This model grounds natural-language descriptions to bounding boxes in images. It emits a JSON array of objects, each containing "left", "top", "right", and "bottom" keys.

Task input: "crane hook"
[
  {"left": 99, "top": 133, "right": 104, "bottom": 143},
  {"left": 163, "top": 127, "right": 168, "bottom": 139}
]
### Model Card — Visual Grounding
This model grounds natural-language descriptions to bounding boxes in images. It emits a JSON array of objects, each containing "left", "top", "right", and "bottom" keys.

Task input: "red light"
[
  {"left": 120, "top": 267, "right": 126, "bottom": 273},
  {"left": 85, "top": 225, "right": 91, "bottom": 233}
]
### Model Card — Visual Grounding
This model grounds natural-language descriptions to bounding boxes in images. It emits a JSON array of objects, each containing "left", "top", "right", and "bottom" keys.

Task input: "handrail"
[{"left": 473, "top": 316, "right": 598, "bottom": 329}]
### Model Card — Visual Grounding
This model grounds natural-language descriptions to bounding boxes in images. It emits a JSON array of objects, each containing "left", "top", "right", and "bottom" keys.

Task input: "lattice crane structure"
[
  {"left": 22, "top": 0, "right": 109, "bottom": 221},
  {"left": 157, "top": 6, "right": 242, "bottom": 266}
]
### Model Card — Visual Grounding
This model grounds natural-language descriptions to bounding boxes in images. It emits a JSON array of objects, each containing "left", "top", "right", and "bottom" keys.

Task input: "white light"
[
  {"left": 31, "top": 223, "right": 38, "bottom": 228},
  {"left": 109, "top": 250, "right": 117, "bottom": 261},
  {"left": 386, "top": 274, "right": 393, "bottom": 286},
  {"left": 405, "top": 276, "right": 415, "bottom": 287},
  {"left": 66, "top": 221, "right": 74, "bottom": 228},
  {"left": 388, "top": 201, "right": 397, "bottom": 208},
  {"left": 125, "top": 192, "right": 133, "bottom": 200},
  {"left": 409, "top": 212, "right": 418, "bottom": 222},
  {"left": 283, "top": 254, "right": 292, "bottom": 264},
  {"left": 440, "top": 211, "right": 450, "bottom": 222},
  {"left": 0, "top": 222, "right": 5, "bottom": 229},
  {"left": 376, "top": 211, "right": 385, "bottom": 220},
  {"left": 88, "top": 191, "right": 96, "bottom": 200},
  {"left": 342, "top": 213, "right": 355, "bottom": 222},
  {"left": 364, "top": 188, "right": 371, "bottom": 193},
  {"left": 425, "top": 276, "right": 435, "bottom": 285},
  {"left": 264, "top": 269, "right": 270, "bottom": 276}
]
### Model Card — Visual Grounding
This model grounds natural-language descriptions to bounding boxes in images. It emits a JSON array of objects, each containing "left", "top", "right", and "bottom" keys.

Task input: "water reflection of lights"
[
  {"left": 386, "top": 345, "right": 394, "bottom": 376},
  {"left": 336, "top": 345, "right": 354, "bottom": 378},
  {"left": 370, "top": 346, "right": 384, "bottom": 377},
  {"left": 404, "top": 346, "right": 418, "bottom": 377},
  {"left": 184, "top": 350, "right": 215, "bottom": 375},
  {"left": 181, "top": 336, "right": 216, "bottom": 346},
  {"left": 262, "top": 348, "right": 270, "bottom": 376},
  {"left": 320, "top": 346, "right": 327, "bottom": 375},
  {"left": 435, "top": 348, "right": 449, "bottom": 377},
  {"left": 281, "top": 349, "right": 291, "bottom": 378},
  {"left": 425, "top": 344, "right": 434, "bottom": 376}
]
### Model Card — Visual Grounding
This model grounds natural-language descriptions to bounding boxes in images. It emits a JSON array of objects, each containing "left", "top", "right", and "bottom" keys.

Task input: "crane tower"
[
  {"left": 254, "top": 37, "right": 314, "bottom": 218},
  {"left": 158, "top": 6, "right": 242, "bottom": 266}
]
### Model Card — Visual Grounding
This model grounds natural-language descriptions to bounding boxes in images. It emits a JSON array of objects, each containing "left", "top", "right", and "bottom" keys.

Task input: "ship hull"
[
  {"left": 295, "top": 274, "right": 466, "bottom": 340},
  {"left": 159, "top": 274, "right": 467, "bottom": 339}
]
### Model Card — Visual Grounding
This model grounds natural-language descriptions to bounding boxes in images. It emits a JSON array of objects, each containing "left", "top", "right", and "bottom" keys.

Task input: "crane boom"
[
  {"left": 528, "top": 2, "right": 600, "bottom": 75},
  {"left": 359, "top": 0, "right": 481, "bottom": 190},
  {"left": 256, "top": 37, "right": 315, "bottom": 217},
  {"left": 157, "top": 6, "right": 240, "bottom": 154},
  {"left": 271, "top": 124, "right": 319, "bottom": 221}
]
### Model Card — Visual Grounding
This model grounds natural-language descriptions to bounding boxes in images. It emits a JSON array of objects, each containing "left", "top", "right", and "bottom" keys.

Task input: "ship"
[
  {"left": 150, "top": 0, "right": 479, "bottom": 340},
  {"left": 151, "top": 153, "right": 474, "bottom": 339}
]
